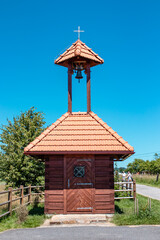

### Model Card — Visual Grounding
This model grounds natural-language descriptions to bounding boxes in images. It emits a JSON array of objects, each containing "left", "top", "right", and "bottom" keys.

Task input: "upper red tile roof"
[
  {"left": 54, "top": 39, "right": 104, "bottom": 68},
  {"left": 24, "top": 112, "right": 134, "bottom": 159}
]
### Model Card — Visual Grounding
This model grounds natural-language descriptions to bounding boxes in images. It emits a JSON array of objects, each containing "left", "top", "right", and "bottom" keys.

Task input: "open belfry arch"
[{"left": 24, "top": 33, "right": 134, "bottom": 214}]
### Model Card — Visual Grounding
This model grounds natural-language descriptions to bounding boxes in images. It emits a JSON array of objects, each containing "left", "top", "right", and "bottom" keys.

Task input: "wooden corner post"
[
  {"left": 86, "top": 64, "right": 91, "bottom": 113},
  {"left": 68, "top": 63, "right": 72, "bottom": 113}
]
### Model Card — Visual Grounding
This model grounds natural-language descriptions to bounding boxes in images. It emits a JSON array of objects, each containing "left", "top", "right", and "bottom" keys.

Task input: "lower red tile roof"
[{"left": 24, "top": 112, "right": 134, "bottom": 159}]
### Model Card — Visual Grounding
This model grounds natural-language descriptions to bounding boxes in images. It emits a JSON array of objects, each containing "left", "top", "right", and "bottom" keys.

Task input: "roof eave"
[
  {"left": 54, "top": 58, "right": 104, "bottom": 68},
  {"left": 24, "top": 150, "right": 135, "bottom": 158}
]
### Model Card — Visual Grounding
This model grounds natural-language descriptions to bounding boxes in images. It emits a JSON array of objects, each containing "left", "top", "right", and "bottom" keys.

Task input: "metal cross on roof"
[{"left": 74, "top": 26, "right": 84, "bottom": 40}]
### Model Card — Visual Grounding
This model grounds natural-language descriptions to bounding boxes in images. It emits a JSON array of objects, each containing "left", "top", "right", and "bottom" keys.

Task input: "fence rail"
[
  {"left": 114, "top": 180, "right": 136, "bottom": 200},
  {"left": 0, "top": 185, "right": 44, "bottom": 218}
]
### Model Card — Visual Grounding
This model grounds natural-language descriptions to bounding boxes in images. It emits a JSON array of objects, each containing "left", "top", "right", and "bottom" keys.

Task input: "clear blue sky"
[{"left": 0, "top": 0, "right": 160, "bottom": 167}]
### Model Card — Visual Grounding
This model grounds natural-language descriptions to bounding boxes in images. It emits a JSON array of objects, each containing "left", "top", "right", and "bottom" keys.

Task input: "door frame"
[{"left": 64, "top": 155, "right": 95, "bottom": 214}]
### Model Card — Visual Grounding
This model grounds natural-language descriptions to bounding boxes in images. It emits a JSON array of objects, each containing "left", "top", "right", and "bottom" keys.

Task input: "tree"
[
  {"left": 154, "top": 158, "right": 160, "bottom": 174},
  {"left": 126, "top": 156, "right": 160, "bottom": 175},
  {"left": 154, "top": 153, "right": 160, "bottom": 160},
  {"left": 126, "top": 159, "right": 145, "bottom": 173},
  {"left": 0, "top": 107, "right": 45, "bottom": 188},
  {"left": 114, "top": 162, "right": 119, "bottom": 182},
  {"left": 118, "top": 167, "right": 126, "bottom": 173}
]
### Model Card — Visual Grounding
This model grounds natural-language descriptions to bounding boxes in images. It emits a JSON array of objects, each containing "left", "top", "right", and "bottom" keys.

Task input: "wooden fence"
[
  {"left": 114, "top": 181, "right": 136, "bottom": 200},
  {"left": 0, "top": 181, "right": 136, "bottom": 218},
  {"left": 0, "top": 185, "right": 44, "bottom": 218}
]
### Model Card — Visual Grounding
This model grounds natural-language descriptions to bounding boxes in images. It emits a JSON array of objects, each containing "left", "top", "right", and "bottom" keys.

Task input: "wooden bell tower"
[{"left": 54, "top": 39, "right": 104, "bottom": 113}]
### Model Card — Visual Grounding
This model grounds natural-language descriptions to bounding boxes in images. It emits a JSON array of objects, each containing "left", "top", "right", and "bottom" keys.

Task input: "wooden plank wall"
[
  {"left": 44, "top": 154, "right": 114, "bottom": 214},
  {"left": 45, "top": 155, "right": 64, "bottom": 214},
  {"left": 94, "top": 155, "right": 114, "bottom": 213}
]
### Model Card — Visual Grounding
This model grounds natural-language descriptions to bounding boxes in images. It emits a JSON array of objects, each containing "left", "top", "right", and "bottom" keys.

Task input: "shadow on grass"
[
  {"left": 115, "top": 204, "right": 124, "bottom": 214},
  {"left": 29, "top": 205, "right": 44, "bottom": 216}
]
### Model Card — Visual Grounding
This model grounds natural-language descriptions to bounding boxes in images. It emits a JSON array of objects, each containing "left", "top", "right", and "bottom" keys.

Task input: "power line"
[{"left": 130, "top": 151, "right": 160, "bottom": 158}]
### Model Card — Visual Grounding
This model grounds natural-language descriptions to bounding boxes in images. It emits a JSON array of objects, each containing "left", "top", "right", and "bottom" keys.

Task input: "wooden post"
[
  {"left": 136, "top": 198, "right": 139, "bottom": 215},
  {"left": 156, "top": 173, "right": 159, "bottom": 182},
  {"left": 68, "top": 63, "right": 72, "bottom": 113},
  {"left": 28, "top": 185, "right": 31, "bottom": 204},
  {"left": 150, "top": 198, "right": 151, "bottom": 210},
  {"left": 86, "top": 64, "right": 91, "bottom": 113},
  {"left": 134, "top": 197, "right": 137, "bottom": 214},
  {"left": 133, "top": 180, "right": 136, "bottom": 200},
  {"left": 20, "top": 185, "right": 24, "bottom": 205},
  {"left": 148, "top": 198, "right": 151, "bottom": 211},
  {"left": 8, "top": 187, "right": 12, "bottom": 216}
]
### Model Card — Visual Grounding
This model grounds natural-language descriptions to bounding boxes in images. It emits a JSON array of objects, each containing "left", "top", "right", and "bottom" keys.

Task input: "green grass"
[
  {"left": 112, "top": 194, "right": 160, "bottom": 225},
  {"left": 0, "top": 203, "right": 47, "bottom": 232},
  {"left": 133, "top": 174, "right": 160, "bottom": 188}
]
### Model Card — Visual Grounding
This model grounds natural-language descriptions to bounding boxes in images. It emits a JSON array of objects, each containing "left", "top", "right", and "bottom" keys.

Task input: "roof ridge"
[
  {"left": 82, "top": 43, "right": 104, "bottom": 62},
  {"left": 54, "top": 44, "right": 75, "bottom": 63},
  {"left": 89, "top": 112, "right": 134, "bottom": 152},
  {"left": 24, "top": 112, "right": 70, "bottom": 152}
]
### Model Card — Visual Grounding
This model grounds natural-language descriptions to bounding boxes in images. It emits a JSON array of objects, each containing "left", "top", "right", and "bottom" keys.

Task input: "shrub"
[
  {"left": 16, "top": 205, "right": 28, "bottom": 223},
  {"left": 138, "top": 205, "right": 152, "bottom": 219},
  {"left": 33, "top": 195, "right": 40, "bottom": 208}
]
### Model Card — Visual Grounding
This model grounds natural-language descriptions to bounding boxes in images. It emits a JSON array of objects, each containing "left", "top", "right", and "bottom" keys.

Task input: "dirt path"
[{"left": 136, "top": 184, "right": 160, "bottom": 200}]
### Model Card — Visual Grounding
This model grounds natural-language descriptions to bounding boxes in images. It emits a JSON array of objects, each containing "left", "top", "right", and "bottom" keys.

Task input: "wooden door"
[{"left": 66, "top": 156, "right": 94, "bottom": 213}]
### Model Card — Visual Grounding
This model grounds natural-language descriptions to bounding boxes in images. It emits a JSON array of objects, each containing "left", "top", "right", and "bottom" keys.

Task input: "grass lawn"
[
  {"left": 133, "top": 174, "right": 160, "bottom": 188},
  {"left": 0, "top": 181, "right": 48, "bottom": 232},
  {"left": 0, "top": 203, "right": 47, "bottom": 232},
  {"left": 113, "top": 194, "right": 160, "bottom": 225}
]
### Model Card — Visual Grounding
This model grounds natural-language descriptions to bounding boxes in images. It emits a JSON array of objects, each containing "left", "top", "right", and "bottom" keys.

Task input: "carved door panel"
[{"left": 66, "top": 156, "right": 94, "bottom": 213}]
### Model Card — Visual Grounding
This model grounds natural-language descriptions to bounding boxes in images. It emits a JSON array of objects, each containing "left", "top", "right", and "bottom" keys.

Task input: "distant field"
[
  {"left": 0, "top": 182, "right": 16, "bottom": 215},
  {"left": 0, "top": 182, "right": 5, "bottom": 186},
  {"left": 0, "top": 182, "right": 7, "bottom": 212},
  {"left": 133, "top": 174, "right": 160, "bottom": 188}
]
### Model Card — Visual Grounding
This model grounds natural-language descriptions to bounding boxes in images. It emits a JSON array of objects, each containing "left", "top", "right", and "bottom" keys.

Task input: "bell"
[{"left": 75, "top": 66, "right": 83, "bottom": 80}]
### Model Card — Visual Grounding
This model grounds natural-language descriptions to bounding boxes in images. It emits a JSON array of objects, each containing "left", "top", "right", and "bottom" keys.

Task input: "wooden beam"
[
  {"left": 25, "top": 150, "right": 134, "bottom": 155},
  {"left": 86, "top": 64, "right": 91, "bottom": 113},
  {"left": 68, "top": 63, "right": 72, "bottom": 113}
]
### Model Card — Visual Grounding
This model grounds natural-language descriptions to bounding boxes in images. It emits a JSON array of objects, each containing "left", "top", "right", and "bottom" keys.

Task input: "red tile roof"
[
  {"left": 54, "top": 39, "right": 104, "bottom": 67},
  {"left": 24, "top": 112, "right": 134, "bottom": 159}
]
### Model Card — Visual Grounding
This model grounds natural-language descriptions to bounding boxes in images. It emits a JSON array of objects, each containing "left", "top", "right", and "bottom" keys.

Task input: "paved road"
[
  {"left": 0, "top": 226, "right": 160, "bottom": 240},
  {"left": 136, "top": 184, "right": 160, "bottom": 200}
]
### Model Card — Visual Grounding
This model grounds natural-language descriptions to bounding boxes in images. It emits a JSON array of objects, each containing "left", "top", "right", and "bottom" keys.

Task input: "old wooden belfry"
[{"left": 24, "top": 34, "right": 134, "bottom": 214}]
